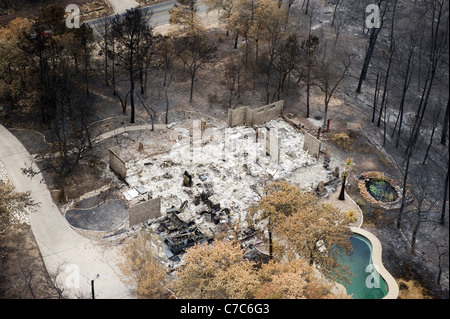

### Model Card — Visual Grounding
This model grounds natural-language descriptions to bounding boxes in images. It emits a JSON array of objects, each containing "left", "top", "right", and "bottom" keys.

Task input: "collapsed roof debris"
[{"left": 110, "top": 117, "right": 336, "bottom": 263}]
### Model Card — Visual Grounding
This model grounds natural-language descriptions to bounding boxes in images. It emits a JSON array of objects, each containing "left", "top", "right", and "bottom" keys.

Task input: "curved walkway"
[
  {"left": 0, "top": 124, "right": 134, "bottom": 299},
  {"left": 92, "top": 123, "right": 167, "bottom": 145}
]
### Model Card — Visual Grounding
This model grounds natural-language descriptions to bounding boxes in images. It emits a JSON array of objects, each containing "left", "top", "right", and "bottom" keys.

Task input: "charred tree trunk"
[
  {"left": 372, "top": 69, "right": 381, "bottom": 123},
  {"left": 392, "top": 45, "right": 414, "bottom": 147},
  {"left": 440, "top": 161, "right": 449, "bottom": 225},
  {"left": 377, "top": 42, "right": 395, "bottom": 127},
  {"left": 441, "top": 99, "right": 449, "bottom": 145},
  {"left": 338, "top": 175, "right": 347, "bottom": 200},
  {"left": 397, "top": 136, "right": 414, "bottom": 229},
  {"left": 356, "top": 27, "right": 381, "bottom": 93},
  {"left": 129, "top": 52, "right": 136, "bottom": 123}
]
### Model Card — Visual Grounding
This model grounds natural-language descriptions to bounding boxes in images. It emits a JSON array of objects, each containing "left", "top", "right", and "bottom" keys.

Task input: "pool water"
[{"left": 336, "top": 235, "right": 389, "bottom": 299}]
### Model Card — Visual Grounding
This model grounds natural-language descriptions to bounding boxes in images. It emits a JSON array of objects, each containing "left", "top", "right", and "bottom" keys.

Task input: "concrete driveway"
[{"left": 0, "top": 124, "right": 134, "bottom": 299}]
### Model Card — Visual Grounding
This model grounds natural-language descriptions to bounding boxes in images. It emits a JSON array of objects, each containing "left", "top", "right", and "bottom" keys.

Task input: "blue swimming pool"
[{"left": 336, "top": 234, "right": 389, "bottom": 299}]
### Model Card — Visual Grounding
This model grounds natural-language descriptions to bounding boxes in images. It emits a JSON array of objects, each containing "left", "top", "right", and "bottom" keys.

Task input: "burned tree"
[
  {"left": 111, "top": 7, "right": 155, "bottom": 123},
  {"left": 404, "top": 0, "right": 448, "bottom": 159},
  {"left": 355, "top": 0, "right": 391, "bottom": 94},
  {"left": 224, "top": 53, "right": 245, "bottom": 109},
  {"left": 314, "top": 42, "right": 351, "bottom": 129},
  {"left": 376, "top": 0, "right": 397, "bottom": 128},
  {"left": 156, "top": 35, "right": 178, "bottom": 124},
  {"left": 441, "top": 99, "right": 449, "bottom": 146},
  {"left": 273, "top": 33, "right": 301, "bottom": 101},
  {"left": 174, "top": 32, "right": 217, "bottom": 103},
  {"left": 298, "top": 34, "right": 319, "bottom": 118}
]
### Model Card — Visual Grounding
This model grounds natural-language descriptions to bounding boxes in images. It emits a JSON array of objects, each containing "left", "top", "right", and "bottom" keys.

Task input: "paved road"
[
  {"left": 106, "top": 0, "right": 140, "bottom": 13},
  {"left": 0, "top": 124, "right": 134, "bottom": 299},
  {"left": 85, "top": 0, "right": 207, "bottom": 30}
]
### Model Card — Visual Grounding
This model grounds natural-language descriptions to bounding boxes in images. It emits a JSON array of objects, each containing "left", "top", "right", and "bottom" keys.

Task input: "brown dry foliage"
[
  {"left": 172, "top": 239, "right": 351, "bottom": 299},
  {"left": 119, "top": 232, "right": 167, "bottom": 299},
  {"left": 172, "top": 239, "right": 259, "bottom": 299}
]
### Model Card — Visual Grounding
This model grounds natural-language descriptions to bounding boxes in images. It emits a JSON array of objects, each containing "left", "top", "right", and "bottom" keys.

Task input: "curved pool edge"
[{"left": 350, "top": 227, "right": 399, "bottom": 299}]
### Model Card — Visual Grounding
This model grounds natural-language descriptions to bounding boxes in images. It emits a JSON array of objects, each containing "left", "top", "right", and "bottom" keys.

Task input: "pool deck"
[
  {"left": 323, "top": 189, "right": 363, "bottom": 228},
  {"left": 350, "top": 227, "right": 399, "bottom": 299}
]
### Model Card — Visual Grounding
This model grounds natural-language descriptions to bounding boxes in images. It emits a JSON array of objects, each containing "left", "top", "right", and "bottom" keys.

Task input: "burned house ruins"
[{"left": 107, "top": 101, "right": 335, "bottom": 262}]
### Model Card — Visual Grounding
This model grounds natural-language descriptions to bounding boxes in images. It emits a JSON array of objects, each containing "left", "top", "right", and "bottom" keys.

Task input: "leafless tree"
[
  {"left": 407, "top": 168, "right": 440, "bottom": 255},
  {"left": 224, "top": 53, "right": 245, "bottom": 109},
  {"left": 298, "top": 34, "right": 319, "bottom": 118},
  {"left": 156, "top": 35, "right": 178, "bottom": 124},
  {"left": 372, "top": 68, "right": 381, "bottom": 123},
  {"left": 440, "top": 157, "right": 449, "bottom": 225},
  {"left": 391, "top": 32, "right": 417, "bottom": 148},
  {"left": 405, "top": 0, "right": 449, "bottom": 157},
  {"left": 376, "top": 0, "right": 397, "bottom": 128},
  {"left": 174, "top": 32, "right": 217, "bottom": 103},
  {"left": 441, "top": 98, "right": 449, "bottom": 145},
  {"left": 355, "top": 0, "right": 392, "bottom": 93},
  {"left": 111, "top": 7, "right": 155, "bottom": 123},
  {"left": 314, "top": 42, "right": 351, "bottom": 128},
  {"left": 422, "top": 101, "right": 442, "bottom": 165},
  {"left": 421, "top": 233, "right": 449, "bottom": 285},
  {"left": 273, "top": 33, "right": 301, "bottom": 100},
  {"left": 11, "top": 258, "right": 87, "bottom": 299},
  {"left": 94, "top": 16, "right": 114, "bottom": 87}
]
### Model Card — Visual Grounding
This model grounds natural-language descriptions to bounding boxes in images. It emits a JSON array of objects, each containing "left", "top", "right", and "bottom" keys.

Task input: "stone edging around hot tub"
[
  {"left": 350, "top": 226, "right": 399, "bottom": 299},
  {"left": 357, "top": 171, "right": 408, "bottom": 210}
]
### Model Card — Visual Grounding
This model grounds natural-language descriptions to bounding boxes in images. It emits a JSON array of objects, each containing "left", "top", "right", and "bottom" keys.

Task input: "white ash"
[{"left": 122, "top": 118, "right": 332, "bottom": 230}]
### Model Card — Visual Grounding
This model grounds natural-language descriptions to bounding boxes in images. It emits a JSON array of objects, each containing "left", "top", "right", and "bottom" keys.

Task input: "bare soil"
[{"left": 0, "top": 226, "right": 56, "bottom": 298}]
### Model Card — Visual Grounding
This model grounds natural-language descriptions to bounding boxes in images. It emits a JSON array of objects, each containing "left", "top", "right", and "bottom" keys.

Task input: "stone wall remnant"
[
  {"left": 109, "top": 146, "right": 127, "bottom": 180},
  {"left": 303, "top": 131, "right": 321, "bottom": 159},
  {"left": 227, "top": 100, "right": 284, "bottom": 128},
  {"left": 267, "top": 128, "right": 281, "bottom": 164},
  {"left": 129, "top": 197, "right": 161, "bottom": 227}
]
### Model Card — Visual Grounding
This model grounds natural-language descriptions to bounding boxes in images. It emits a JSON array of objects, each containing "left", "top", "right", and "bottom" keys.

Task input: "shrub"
[
  {"left": 370, "top": 172, "right": 386, "bottom": 182},
  {"left": 330, "top": 132, "right": 351, "bottom": 149},
  {"left": 345, "top": 210, "right": 358, "bottom": 224}
]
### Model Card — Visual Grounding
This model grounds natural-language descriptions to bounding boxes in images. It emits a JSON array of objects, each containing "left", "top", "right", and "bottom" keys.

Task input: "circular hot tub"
[{"left": 358, "top": 172, "right": 406, "bottom": 210}]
